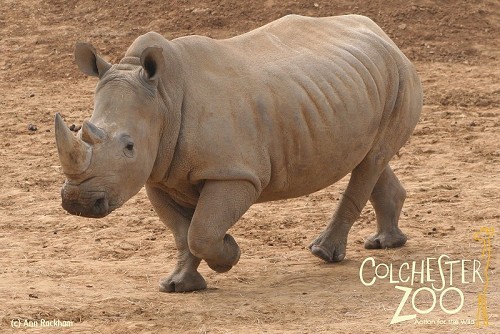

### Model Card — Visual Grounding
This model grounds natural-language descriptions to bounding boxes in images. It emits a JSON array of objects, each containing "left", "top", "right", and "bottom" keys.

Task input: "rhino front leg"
[
  {"left": 309, "top": 151, "right": 390, "bottom": 262},
  {"left": 188, "top": 180, "right": 258, "bottom": 273},
  {"left": 146, "top": 185, "right": 207, "bottom": 293},
  {"left": 365, "top": 165, "right": 408, "bottom": 249}
]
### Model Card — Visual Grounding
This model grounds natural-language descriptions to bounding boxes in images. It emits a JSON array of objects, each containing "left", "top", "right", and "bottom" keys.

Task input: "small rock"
[
  {"left": 27, "top": 124, "right": 38, "bottom": 131},
  {"left": 398, "top": 23, "right": 407, "bottom": 30},
  {"left": 313, "top": 3, "right": 319, "bottom": 7},
  {"left": 28, "top": 293, "right": 38, "bottom": 299},
  {"left": 192, "top": 8, "right": 210, "bottom": 14},
  {"left": 29, "top": 93, "right": 35, "bottom": 98},
  {"left": 69, "top": 124, "right": 82, "bottom": 132}
]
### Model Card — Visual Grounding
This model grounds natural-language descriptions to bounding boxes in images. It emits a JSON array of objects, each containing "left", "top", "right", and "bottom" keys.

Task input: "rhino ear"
[
  {"left": 140, "top": 46, "right": 165, "bottom": 82},
  {"left": 75, "top": 42, "right": 112, "bottom": 78}
]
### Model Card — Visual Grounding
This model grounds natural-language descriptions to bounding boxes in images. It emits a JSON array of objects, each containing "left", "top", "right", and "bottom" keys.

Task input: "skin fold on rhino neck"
[
  {"left": 117, "top": 37, "right": 186, "bottom": 186},
  {"left": 142, "top": 70, "right": 184, "bottom": 185}
]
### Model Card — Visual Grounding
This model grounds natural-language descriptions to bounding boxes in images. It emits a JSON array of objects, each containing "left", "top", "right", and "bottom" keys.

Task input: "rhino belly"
[{"left": 257, "top": 135, "right": 374, "bottom": 203}]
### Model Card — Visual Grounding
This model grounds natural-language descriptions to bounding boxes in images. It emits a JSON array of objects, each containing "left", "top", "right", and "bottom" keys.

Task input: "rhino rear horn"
[
  {"left": 81, "top": 120, "right": 106, "bottom": 144},
  {"left": 54, "top": 113, "right": 92, "bottom": 175}
]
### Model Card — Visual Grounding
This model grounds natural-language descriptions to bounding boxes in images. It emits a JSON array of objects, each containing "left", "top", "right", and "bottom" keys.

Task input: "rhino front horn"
[{"left": 54, "top": 113, "right": 92, "bottom": 175}]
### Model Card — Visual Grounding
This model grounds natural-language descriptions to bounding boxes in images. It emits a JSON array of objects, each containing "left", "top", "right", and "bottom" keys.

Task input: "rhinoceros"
[{"left": 55, "top": 14, "right": 422, "bottom": 292}]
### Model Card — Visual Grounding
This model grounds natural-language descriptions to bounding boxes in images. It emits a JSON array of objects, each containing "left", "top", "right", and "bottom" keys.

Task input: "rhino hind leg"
[
  {"left": 364, "top": 165, "right": 407, "bottom": 249},
  {"left": 309, "top": 150, "right": 392, "bottom": 262}
]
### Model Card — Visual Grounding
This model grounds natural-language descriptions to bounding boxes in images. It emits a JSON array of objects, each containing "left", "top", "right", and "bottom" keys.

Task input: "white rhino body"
[
  {"left": 148, "top": 15, "right": 419, "bottom": 205},
  {"left": 55, "top": 15, "right": 422, "bottom": 292}
]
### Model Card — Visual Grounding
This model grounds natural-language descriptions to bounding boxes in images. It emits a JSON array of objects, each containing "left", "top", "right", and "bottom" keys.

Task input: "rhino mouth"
[
  {"left": 61, "top": 190, "right": 110, "bottom": 218},
  {"left": 60, "top": 178, "right": 115, "bottom": 218}
]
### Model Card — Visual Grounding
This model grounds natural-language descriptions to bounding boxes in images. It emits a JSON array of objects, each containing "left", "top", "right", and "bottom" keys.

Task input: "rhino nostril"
[{"left": 93, "top": 196, "right": 108, "bottom": 213}]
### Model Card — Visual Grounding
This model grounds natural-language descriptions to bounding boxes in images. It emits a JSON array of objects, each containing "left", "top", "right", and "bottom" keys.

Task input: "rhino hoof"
[
  {"left": 310, "top": 244, "right": 333, "bottom": 262},
  {"left": 310, "top": 244, "right": 345, "bottom": 262},
  {"left": 364, "top": 230, "right": 407, "bottom": 249},
  {"left": 159, "top": 272, "right": 207, "bottom": 293},
  {"left": 205, "top": 236, "right": 241, "bottom": 273},
  {"left": 206, "top": 261, "right": 233, "bottom": 273},
  {"left": 206, "top": 250, "right": 240, "bottom": 273}
]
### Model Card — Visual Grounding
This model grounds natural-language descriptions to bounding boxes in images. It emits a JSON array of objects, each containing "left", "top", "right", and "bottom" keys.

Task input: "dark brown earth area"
[{"left": 1, "top": 0, "right": 499, "bottom": 333}]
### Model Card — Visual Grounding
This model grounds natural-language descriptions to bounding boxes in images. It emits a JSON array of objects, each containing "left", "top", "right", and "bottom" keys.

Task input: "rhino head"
[{"left": 55, "top": 41, "right": 167, "bottom": 218}]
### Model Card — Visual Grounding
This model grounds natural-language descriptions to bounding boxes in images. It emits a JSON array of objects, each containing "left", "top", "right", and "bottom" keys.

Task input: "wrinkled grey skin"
[{"left": 55, "top": 15, "right": 422, "bottom": 292}]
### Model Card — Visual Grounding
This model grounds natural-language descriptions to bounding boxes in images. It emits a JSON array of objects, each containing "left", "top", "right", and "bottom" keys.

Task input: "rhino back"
[{"left": 166, "top": 15, "right": 416, "bottom": 201}]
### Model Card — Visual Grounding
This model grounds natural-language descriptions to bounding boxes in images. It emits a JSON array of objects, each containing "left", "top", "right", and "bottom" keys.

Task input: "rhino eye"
[{"left": 124, "top": 141, "right": 134, "bottom": 158}]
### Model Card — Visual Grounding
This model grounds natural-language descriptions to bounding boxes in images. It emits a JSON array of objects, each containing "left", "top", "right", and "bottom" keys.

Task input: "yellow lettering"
[{"left": 359, "top": 257, "right": 376, "bottom": 286}]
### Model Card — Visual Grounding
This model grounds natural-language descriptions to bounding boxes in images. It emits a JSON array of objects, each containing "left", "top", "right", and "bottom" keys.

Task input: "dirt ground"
[{"left": 1, "top": 0, "right": 499, "bottom": 333}]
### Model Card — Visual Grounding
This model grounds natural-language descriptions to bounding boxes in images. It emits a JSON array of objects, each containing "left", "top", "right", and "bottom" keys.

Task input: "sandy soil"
[{"left": 1, "top": 0, "right": 499, "bottom": 333}]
